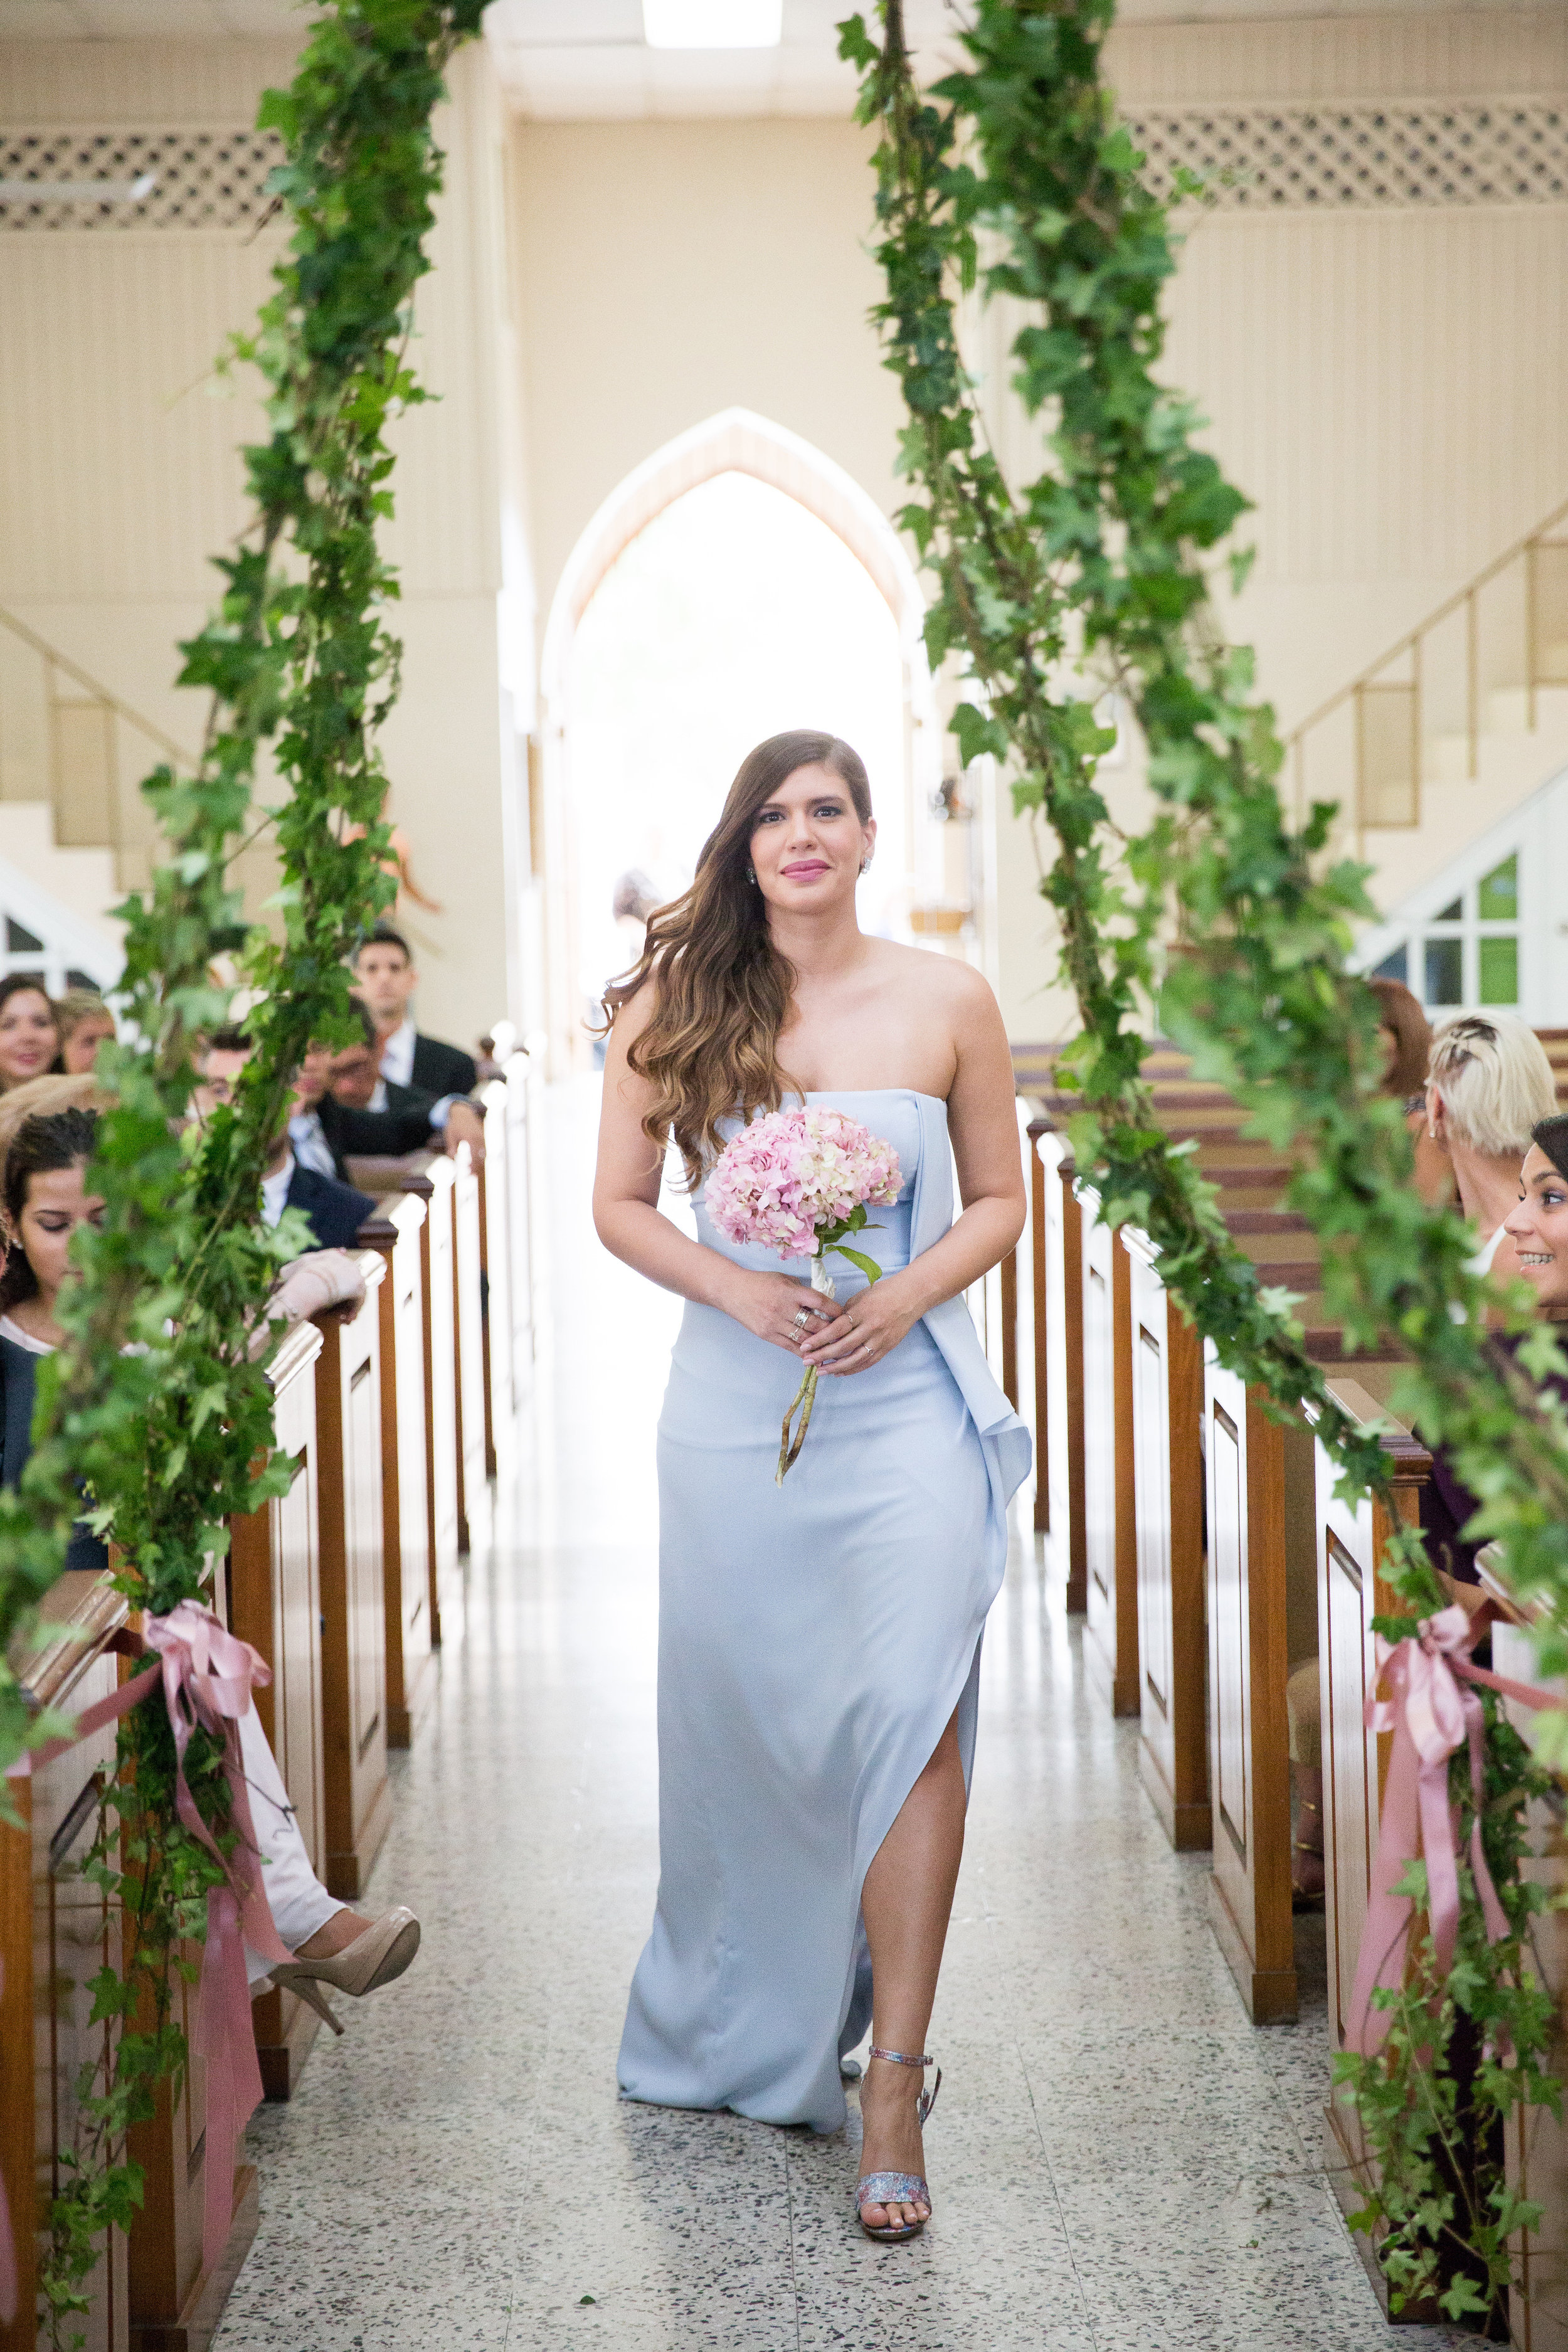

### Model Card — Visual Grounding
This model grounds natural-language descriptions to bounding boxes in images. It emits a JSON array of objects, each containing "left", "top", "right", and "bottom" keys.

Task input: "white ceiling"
[
  {"left": 0, "top": 0, "right": 1540, "bottom": 114},
  {"left": 485, "top": 0, "right": 960, "bottom": 119}
]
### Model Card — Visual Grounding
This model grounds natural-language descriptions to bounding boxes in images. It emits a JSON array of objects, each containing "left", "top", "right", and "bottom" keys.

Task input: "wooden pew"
[
  {"left": 477, "top": 1079, "right": 512, "bottom": 1481},
  {"left": 311, "top": 1252, "right": 392, "bottom": 1902},
  {"left": 451, "top": 1145, "right": 487, "bottom": 1559},
  {"left": 1122, "top": 1227, "right": 1211, "bottom": 1850},
  {"left": 1079, "top": 1184, "right": 1138, "bottom": 1715},
  {"left": 1, "top": 1572, "right": 133, "bottom": 2352},
  {"left": 1310, "top": 1370, "right": 1433, "bottom": 2294},
  {"left": 1202, "top": 1353, "right": 1320, "bottom": 2023},
  {"left": 1480, "top": 1564, "right": 1568, "bottom": 2344},
  {"left": 1037, "top": 1130, "right": 1086, "bottom": 1612},
  {"left": 358, "top": 1194, "right": 435, "bottom": 1752},
  {"left": 501, "top": 1049, "right": 534, "bottom": 1409},
  {"left": 226, "top": 1321, "right": 327, "bottom": 2099},
  {"left": 1026, "top": 1110, "right": 1051, "bottom": 1534},
  {"left": 418, "top": 1162, "right": 460, "bottom": 1648}
]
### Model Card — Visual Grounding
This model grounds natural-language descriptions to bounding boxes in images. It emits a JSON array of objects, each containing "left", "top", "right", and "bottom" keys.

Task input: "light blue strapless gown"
[{"left": 617, "top": 1090, "right": 1030, "bottom": 2132}]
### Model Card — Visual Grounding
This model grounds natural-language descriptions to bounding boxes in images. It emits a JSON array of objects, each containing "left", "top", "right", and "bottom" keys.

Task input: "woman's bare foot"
[
  {"left": 292, "top": 1907, "right": 373, "bottom": 1961},
  {"left": 856, "top": 2054, "right": 931, "bottom": 2233}
]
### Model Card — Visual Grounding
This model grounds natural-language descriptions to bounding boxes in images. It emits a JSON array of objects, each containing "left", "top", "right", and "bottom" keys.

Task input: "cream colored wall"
[
  {"left": 980, "top": 7, "right": 1568, "bottom": 1046},
  {"left": 511, "top": 116, "right": 906, "bottom": 650},
  {"left": 0, "top": 34, "right": 519, "bottom": 1051}
]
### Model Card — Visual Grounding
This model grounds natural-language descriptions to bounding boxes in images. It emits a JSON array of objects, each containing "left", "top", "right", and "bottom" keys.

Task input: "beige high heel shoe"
[{"left": 268, "top": 1906, "right": 421, "bottom": 2033}]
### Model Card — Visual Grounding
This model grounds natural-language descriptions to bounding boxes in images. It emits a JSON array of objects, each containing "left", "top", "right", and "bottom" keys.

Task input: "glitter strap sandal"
[{"left": 853, "top": 2046, "right": 942, "bottom": 2243}]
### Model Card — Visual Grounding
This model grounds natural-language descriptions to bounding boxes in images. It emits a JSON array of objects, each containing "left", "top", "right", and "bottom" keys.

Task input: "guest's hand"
[
  {"left": 719, "top": 1269, "right": 837, "bottom": 1356},
  {"left": 799, "top": 1276, "right": 920, "bottom": 1375},
  {"left": 443, "top": 1101, "right": 485, "bottom": 1167}
]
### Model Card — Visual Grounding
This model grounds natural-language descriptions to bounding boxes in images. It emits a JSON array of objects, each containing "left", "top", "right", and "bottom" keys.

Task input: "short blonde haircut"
[{"left": 1428, "top": 1012, "right": 1557, "bottom": 1157}]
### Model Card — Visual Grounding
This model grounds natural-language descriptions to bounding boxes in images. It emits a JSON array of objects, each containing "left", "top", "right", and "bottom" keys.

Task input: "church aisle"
[{"left": 215, "top": 1081, "right": 1464, "bottom": 2352}]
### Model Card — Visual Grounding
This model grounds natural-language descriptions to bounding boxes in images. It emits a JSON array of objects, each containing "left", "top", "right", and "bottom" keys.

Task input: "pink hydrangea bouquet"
[{"left": 706, "top": 1106, "right": 903, "bottom": 1483}]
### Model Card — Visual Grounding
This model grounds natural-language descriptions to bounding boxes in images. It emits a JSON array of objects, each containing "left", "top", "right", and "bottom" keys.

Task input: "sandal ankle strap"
[{"left": 867, "top": 2045, "right": 933, "bottom": 2068}]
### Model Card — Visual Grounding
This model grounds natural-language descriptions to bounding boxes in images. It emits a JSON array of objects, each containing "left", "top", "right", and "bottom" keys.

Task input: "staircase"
[
  {"left": 0, "top": 603, "right": 195, "bottom": 905},
  {"left": 1286, "top": 495, "right": 1568, "bottom": 918}
]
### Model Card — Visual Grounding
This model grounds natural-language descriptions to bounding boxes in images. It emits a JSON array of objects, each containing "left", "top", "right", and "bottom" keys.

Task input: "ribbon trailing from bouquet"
[
  {"left": 1345, "top": 1601, "right": 1564, "bottom": 2059},
  {"left": 8, "top": 1597, "right": 292, "bottom": 2279}
]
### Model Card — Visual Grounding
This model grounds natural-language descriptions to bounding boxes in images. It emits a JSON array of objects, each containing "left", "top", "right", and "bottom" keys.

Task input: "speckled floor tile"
[{"left": 213, "top": 1081, "right": 1473, "bottom": 2352}]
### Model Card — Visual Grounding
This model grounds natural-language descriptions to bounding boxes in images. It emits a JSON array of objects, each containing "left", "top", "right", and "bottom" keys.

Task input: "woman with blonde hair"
[
  {"left": 595, "top": 729, "right": 1027, "bottom": 2241},
  {"left": 1424, "top": 1011, "right": 1558, "bottom": 1278},
  {"left": 53, "top": 988, "right": 116, "bottom": 1074}
]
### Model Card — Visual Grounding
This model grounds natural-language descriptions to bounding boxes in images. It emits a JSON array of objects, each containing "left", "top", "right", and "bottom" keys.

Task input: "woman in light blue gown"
[{"left": 594, "top": 729, "right": 1029, "bottom": 2241}]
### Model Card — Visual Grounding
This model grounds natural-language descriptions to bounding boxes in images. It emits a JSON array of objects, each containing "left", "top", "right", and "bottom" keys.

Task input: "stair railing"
[
  {"left": 0, "top": 603, "right": 196, "bottom": 892},
  {"left": 1286, "top": 495, "right": 1568, "bottom": 850}
]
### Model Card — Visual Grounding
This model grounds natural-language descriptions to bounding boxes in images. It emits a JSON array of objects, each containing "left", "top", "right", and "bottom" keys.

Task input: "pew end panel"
[
  {"left": 451, "top": 1144, "right": 488, "bottom": 1560},
  {"left": 1471, "top": 1569, "right": 1568, "bottom": 2345},
  {"left": 1038, "top": 1133, "right": 1086, "bottom": 1613},
  {"left": 1026, "top": 1113, "right": 1051, "bottom": 1534},
  {"left": 312, "top": 1252, "right": 393, "bottom": 1904},
  {"left": 416, "top": 1160, "right": 461, "bottom": 1649},
  {"left": 502, "top": 1050, "right": 535, "bottom": 1411},
  {"left": 358, "top": 1192, "right": 435, "bottom": 1753},
  {"left": 2, "top": 1572, "right": 132, "bottom": 2352},
  {"left": 226, "top": 1320, "right": 326, "bottom": 2100},
  {"left": 1203, "top": 1354, "right": 1305, "bottom": 2023},
  {"left": 477, "top": 1078, "right": 514, "bottom": 1482},
  {"left": 1124, "top": 1230, "right": 1210, "bottom": 1852},
  {"left": 1311, "top": 1371, "right": 1434, "bottom": 2294},
  {"left": 1081, "top": 1190, "right": 1140, "bottom": 1717}
]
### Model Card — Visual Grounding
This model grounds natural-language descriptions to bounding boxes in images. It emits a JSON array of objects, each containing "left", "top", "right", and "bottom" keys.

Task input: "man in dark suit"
[
  {"left": 274, "top": 1157, "right": 376, "bottom": 1249},
  {"left": 300, "top": 1002, "right": 485, "bottom": 1170},
  {"left": 352, "top": 924, "right": 477, "bottom": 1098}
]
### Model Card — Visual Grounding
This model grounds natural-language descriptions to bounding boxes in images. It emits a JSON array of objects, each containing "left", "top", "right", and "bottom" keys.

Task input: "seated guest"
[
  {"left": 352, "top": 923, "right": 477, "bottom": 1096},
  {"left": 1424, "top": 1013, "right": 1557, "bottom": 1278},
  {"left": 1423, "top": 1111, "right": 1568, "bottom": 1586},
  {"left": 1370, "top": 975, "right": 1447, "bottom": 1205},
  {"left": 197, "top": 1028, "right": 376, "bottom": 1251},
  {"left": 0, "top": 975, "right": 60, "bottom": 1094},
  {"left": 53, "top": 989, "right": 116, "bottom": 1074},
  {"left": 0, "top": 1106, "right": 419, "bottom": 2011},
  {"left": 328, "top": 1001, "right": 485, "bottom": 1167}
]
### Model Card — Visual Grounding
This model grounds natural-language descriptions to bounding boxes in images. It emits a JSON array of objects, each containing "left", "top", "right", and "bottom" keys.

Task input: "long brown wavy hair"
[{"left": 602, "top": 729, "right": 872, "bottom": 1175}]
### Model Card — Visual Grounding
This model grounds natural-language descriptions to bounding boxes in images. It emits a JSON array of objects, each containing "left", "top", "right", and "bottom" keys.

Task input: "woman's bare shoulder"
[{"left": 868, "top": 938, "right": 1000, "bottom": 1014}]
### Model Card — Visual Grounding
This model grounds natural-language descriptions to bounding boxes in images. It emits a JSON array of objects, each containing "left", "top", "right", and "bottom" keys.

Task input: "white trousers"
[{"left": 238, "top": 1702, "right": 344, "bottom": 1986}]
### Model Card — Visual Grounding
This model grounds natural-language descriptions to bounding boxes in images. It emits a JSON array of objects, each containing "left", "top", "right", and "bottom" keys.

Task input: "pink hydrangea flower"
[{"left": 706, "top": 1106, "right": 903, "bottom": 1261}]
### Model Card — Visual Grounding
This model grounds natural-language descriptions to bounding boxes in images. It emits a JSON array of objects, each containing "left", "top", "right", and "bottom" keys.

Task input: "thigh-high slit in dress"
[{"left": 617, "top": 1090, "right": 1030, "bottom": 2133}]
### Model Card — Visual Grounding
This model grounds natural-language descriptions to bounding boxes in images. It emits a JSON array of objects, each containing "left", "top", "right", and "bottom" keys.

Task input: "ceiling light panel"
[{"left": 643, "top": 0, "right": 782, "bottom": 49}]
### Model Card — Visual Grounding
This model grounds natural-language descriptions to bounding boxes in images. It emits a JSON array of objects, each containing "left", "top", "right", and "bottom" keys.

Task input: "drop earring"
[{"left": 745, "top": 865, "right": 756, "bottom": 884}]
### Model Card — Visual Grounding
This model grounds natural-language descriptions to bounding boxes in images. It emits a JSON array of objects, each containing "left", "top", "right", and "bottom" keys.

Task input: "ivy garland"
[
  {"left": 0, "top": 3, "right": 484, "bottom": 2338},
  {"left": 843, "top": 0, "right": 1567, "bottom": 2323}
]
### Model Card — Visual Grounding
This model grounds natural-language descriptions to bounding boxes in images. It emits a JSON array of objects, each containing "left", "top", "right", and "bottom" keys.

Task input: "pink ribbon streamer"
[
  {"left": 4, "top": 1597, "right": 292, "bottom": 2295},
  {"left": 1345, "top": 1600, "right": 1563, "bottom": 2059}
]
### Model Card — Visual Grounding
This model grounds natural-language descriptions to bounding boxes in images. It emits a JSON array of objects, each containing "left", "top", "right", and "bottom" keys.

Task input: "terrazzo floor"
[{"left": 215, "top": 1079, "right": 1470, "bottom": 2352}]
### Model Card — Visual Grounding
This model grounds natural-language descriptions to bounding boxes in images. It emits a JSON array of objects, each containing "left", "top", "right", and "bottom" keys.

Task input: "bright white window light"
[{"left": 643, "top": 0, "right": 782, "bottom": 49}]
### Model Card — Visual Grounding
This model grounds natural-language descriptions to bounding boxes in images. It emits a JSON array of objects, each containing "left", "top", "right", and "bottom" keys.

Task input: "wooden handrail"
[
  {"left": 0, "top": 601, "right": 196, "bottom": 770},
  {"left": 1286, "top": 491, "right": 1568, "bottom": 747}
]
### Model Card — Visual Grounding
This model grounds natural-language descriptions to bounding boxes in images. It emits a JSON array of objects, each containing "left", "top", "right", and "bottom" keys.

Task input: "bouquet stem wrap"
[{"left": 777, "top": 1255, "right": 838, "bottom": 1485}]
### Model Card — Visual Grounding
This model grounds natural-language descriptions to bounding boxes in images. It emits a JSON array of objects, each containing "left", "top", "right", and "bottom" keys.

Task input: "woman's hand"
[
  {"left": 719, "top": 1268, "right": 839, "bottom": 1357},
  {"left": 798, "top": 1276, "right": 921, "bottom": 1375}
]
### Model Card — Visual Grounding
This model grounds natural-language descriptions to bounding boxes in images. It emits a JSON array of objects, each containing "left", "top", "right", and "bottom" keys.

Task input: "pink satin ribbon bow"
[
  {"left": 1345, "top": 1601, "right": 1560, "bottom": 2059},
  {"left": 3, "top": 1597, "right": 292, "bottom": 2300}
]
